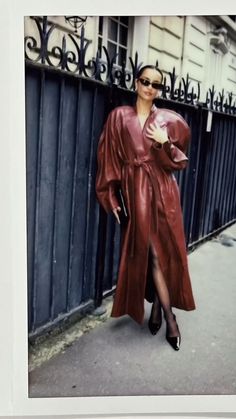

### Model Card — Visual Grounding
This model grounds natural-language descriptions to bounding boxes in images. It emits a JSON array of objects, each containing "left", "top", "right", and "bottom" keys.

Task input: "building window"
[{"left": 98, "top": 16, "right": 131, "bottom": 66}]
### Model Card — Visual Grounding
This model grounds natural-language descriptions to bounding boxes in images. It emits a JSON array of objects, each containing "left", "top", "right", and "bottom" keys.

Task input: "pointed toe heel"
[
  {"left": 165, "top": 314, "right": 181, "bottom": 350},
  {"left": 166, "top": 335, "right": 181, "bottom": 351},
  {"left": 148, "top": 317, "right": 162, "bottom": 335},
  {"left": 148, "top": 309, "right": 162, "bottom": 335}
]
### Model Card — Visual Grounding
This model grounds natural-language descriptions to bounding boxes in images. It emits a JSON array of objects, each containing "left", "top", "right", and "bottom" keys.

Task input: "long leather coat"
[{"left": 96, "top": 104, "right": 196, "bottom": 324}]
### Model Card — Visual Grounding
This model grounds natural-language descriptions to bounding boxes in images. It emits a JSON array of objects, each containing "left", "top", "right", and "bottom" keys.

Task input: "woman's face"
[{"left": 135, "top": 68, "right": 162, "bottom": 102}]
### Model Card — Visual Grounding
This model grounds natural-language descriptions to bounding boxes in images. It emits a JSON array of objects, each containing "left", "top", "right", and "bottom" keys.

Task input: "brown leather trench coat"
[{"left": 96, "top": 104, "right": 196, "bottom": 324}]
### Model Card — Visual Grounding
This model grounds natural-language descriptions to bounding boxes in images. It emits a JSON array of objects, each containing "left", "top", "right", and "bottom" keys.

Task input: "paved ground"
[{"left": 29, "top": 224, "right": 236, "bottom": 398}]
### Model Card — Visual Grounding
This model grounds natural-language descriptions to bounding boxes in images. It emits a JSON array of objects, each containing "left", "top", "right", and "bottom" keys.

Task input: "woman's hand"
[
  {"left": 112, "top": 206, "right": 121, "bottom": 224},
  {"left": 146, "top": 122, "right": 169, "bottom": 145}
]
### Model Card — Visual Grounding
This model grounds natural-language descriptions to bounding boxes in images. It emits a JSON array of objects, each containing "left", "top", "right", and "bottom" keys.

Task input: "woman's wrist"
[
  {"left": 154, "top": 134, "right": 169, "bottom": 145},
  {"left": 153, "top": 136, "right": 170, "bottom": 149}
]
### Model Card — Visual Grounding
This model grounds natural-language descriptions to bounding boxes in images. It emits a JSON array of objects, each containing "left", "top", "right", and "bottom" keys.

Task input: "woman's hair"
[{"left": 136, "top": 65, "right": 163, "bottom": 83}]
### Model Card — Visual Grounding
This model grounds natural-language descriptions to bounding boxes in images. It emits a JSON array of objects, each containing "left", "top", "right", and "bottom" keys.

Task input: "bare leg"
[{"left": 149, "top": 242, "right": 180, "bottom": 337}]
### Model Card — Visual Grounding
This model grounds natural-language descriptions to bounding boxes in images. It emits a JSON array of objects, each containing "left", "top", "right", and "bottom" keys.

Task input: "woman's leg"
[
  {"left": 150, "top": 292, "right": 162, "bottom": 325},
  {"left": 149, "top": 242, "right": 180, "bottom": 338}
]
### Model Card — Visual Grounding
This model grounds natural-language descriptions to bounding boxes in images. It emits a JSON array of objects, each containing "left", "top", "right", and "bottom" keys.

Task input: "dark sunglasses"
[{"left": 138, "top": 78, "right": 163, "bottom": 90}]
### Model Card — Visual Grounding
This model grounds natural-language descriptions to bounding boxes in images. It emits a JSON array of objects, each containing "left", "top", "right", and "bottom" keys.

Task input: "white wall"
[
  {"left": 225, "top": 39, "right": 236, "bottom": 96},
  {"left": 148, "top": 16, "right": 184, "bottom": 75},
  {"left": 132, "top": 16, "right": 150, "bottom": 66},
  {"left": 147, "top": 15, "right": 236, "bottom": 101}
]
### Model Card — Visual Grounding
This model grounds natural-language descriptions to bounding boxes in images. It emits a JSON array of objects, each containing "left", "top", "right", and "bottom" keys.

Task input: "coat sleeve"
[
  {"left": 96, "top": 110, "right": 122, "bottom": 213},
  {"left": 152, "top": 112, "right": 190, "bottom": 171}
]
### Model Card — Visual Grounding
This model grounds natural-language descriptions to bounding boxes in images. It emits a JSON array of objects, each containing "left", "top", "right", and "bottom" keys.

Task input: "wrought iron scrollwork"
[
  {"left": 205, "top": 85, "right": 236, "bottom": 115},
  {"left": 25, "top": 16, "right": 92, "bottom": 74},
  {"left": 223, "top": 92, "right": 236, "bottom": 115},
  {"left": 25, "top": 16, "right": 236, "bottom": 112},
  {"left": 25, "top": 16, "right": 55, "bottom": 64},
  {"left": 162, "top": 68, "right": 200, "bottom": 105}
]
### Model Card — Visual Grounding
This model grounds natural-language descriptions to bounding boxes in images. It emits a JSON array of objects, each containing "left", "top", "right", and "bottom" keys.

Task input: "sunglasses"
[{"left": 138, "top": 78, "right": 164, "bottom": 90}]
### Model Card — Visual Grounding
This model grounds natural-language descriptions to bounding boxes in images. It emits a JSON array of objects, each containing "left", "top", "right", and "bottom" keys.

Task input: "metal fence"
[{"left": 25, "top": 17, "right": 236, "bottom": 339}]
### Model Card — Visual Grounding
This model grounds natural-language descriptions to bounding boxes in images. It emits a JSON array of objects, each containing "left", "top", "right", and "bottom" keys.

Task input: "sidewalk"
[{"left": 29, "top": 223, "right": 236, "bottom": 397}]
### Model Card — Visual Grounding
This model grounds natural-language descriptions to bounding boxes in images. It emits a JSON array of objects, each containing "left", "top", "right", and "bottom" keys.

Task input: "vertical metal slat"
[
  {"left": 66, "top": 79, "right": 82, "bottom": 311},
  {"left": 50, "top": 76, "right": 65, "bottom": 320},
  {"left": 31, "top": 69, "right": 45, "bottom": 331}
]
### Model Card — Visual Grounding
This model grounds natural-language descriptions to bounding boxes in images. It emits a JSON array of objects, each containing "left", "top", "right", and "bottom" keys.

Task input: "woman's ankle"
[{"left": 164, "top": 311, "right": 175, "bottom": 322}]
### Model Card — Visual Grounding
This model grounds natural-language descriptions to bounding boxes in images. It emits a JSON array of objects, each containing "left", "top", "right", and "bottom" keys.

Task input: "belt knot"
[{"left": 133, "top": 158, "right": 142, "bottom": 167}]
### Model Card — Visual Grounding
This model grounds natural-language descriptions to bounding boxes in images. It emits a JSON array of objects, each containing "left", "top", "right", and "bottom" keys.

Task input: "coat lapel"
[
  {"left": 126, "top": 108, "right": 143, "bottom": 144},
  {"left": 124, "top": 105, "right": 168, "bottom": 154},
  {"left": 125, "top": 105, "right": 159, "bottom": 148}
]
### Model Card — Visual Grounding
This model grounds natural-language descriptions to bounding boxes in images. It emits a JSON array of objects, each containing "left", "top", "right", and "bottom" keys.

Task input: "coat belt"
[{"left": 122, "top": 157, "right": 159, "bottom": 258}]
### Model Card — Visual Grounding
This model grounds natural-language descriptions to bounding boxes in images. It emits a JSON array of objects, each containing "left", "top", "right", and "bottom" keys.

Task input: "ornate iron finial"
[{"left": 65, "top": 16, "right": 87, "bottom": 33}]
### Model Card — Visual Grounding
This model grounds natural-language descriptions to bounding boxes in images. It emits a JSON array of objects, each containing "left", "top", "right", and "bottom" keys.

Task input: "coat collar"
[{"left": 126, "top": 104, "right": 158, "bottom": 142}]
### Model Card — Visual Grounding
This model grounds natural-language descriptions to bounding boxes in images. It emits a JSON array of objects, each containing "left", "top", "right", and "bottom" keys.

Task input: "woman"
[{"left": 96, "top": 65, "right": 195, "bottom": 351}]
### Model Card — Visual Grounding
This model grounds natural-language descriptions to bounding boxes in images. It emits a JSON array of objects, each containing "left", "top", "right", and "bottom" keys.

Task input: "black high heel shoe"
[
  {"left": 165, "top": 314, "right": 181, "bottom": 351},
  {"left": 148, "top": 309, "right": 162, "bottom": 335}
]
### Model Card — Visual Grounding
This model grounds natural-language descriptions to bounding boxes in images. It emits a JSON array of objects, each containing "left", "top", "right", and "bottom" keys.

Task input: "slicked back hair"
[{"left": 136, "top": 65, "right": 163, "bottom": 83}]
